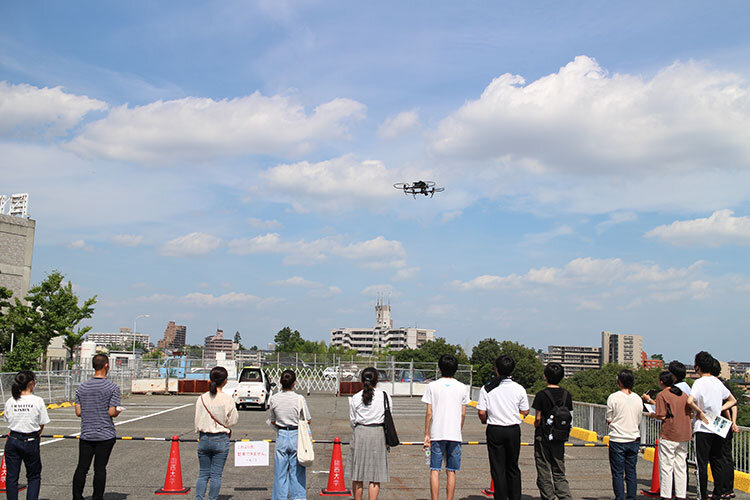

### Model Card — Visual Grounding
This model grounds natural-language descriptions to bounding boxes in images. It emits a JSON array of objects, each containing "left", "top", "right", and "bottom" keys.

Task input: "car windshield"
[{"left": 239, "top": 369, "right": 262, "bottom": 382}]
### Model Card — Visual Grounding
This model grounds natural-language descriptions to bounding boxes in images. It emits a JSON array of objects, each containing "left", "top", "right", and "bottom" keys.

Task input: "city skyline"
[{"left": 2, "top": 2, "right": 750, "bottom": 361}]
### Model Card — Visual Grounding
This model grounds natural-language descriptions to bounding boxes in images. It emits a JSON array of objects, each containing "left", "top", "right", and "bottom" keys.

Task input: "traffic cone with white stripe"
[
  {"left": 0, "top": 454, "right": 26, "bottom": 493},
  {"left": 155, "top": 435, "right": 190, "bottom": 495}
]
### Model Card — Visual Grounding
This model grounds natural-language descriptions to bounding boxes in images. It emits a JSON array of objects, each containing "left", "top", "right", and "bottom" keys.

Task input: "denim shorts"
[{"left": 430, "top": 440, "right": 462, "bottom": 471}]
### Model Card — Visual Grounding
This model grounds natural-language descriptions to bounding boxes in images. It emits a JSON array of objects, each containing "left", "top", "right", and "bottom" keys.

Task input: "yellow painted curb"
[
  {"left": 523, "top": 414, "right": 536, "bottom": 425},
  {"left": 47, "top": 403, "right": 60, "bottom": 410},
  {"left": 60, "top": 402, "right": 72, "bottom": 408},
  {"left": 569, "top": 427, "right": 598, "bottom": 442},
  {"left": 642, "top": 447, "right": 750, "bottom": 493},
  {"left": 643, "top": 446, "right": 655, "bottom": 462},
  {"left": 602, "top": 436, "right": 610, "bottom": 446},
  {"left": 468, "top": 400, "right": 477, "bottom": 408}
]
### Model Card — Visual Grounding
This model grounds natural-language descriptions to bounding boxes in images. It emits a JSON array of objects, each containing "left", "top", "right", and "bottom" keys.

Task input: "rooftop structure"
[
  {"left": 87, "top": 328, "right": 150, "bottom": 348},
  {"left": 205, "top": 329, "right": 234, "bottom": 361},
  {"left": 601, "top": 331, "right": 643, "bottom": 368},
  {"left": 0, "top": 212, "right": 35, "bottom": 303},
  {"left": 158, "top": 321, "right": 187, "bottom": 351}
]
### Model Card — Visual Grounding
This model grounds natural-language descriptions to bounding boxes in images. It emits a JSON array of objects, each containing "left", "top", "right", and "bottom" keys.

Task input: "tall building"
[
  {"left": 158, "top": 321, "right": 187, "bottom": 350},
  {"left": 330, "top": 298, "right": 436, "bottom": 355},
  {"left": 540, "top": 345, "right": 602, "bottom": 375},
  {"left": 87, "top": 328, "right": 150, "bottom": 348},
  {"left": 601, "top": 331, "right": 643, "bottom": 368},
  {"left": 204, "top": 329, "right": 233, "bottom": 361},
  {"left": 0, "top": 212, "right": 35, "bottom": 302}
]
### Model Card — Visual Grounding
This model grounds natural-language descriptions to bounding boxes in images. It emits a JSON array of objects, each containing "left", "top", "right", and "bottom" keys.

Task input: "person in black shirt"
[{"left": 532, "top": 363, "right": 573, "bottom": 500}]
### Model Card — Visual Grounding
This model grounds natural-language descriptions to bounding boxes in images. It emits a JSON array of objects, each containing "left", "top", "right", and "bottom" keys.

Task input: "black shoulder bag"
[{"left": 383, "top": 393, "right": 400, "bottom": 447}]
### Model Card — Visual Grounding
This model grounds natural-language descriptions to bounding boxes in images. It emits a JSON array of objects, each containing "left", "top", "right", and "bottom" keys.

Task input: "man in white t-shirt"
[
  {"left": 422, "top": 354, "right": 470, "bottom": 500},
  {"left": 476, "top": 355, "right": 530, "bottom": 500},
  {"left": 688, "top": 351, "right": 737, "bottom": 500}
]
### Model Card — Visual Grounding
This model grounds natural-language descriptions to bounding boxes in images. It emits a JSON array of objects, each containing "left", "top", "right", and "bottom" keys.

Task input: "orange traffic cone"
[
  {"left": 320, "top": 437, "right": 351, "bottom": 496},
  {"left": 155, "top": 435, "right": 191, "bottom": 495},
  {"left": 0, "top": 454, "right": 27, "bottom": 493},
  {"left": 481, "top": 478, "right": 495, "bottom": 497},
  {"left": 642, "top": 439, "right": 661, "bottom": 497}
]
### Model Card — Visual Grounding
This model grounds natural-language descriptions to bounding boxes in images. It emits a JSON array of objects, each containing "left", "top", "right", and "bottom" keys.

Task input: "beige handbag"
[{"left": 296, "top": 395, "right": 314, "bottom": 467}]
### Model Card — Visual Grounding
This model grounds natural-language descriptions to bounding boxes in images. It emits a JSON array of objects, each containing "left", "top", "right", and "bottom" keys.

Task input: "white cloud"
[
  {"left": 647, "top": 280, "right": 710, "bottom": 302},
  {"left": 378, "top": 109, "right": 420, "bottom": 139},
  {"left": 431, "top": 56, "right": 750, "bottom": 176},
  {"left": 441, "top": 210, "right": 462, "bottom": 223},
  {"left": 272, "top": 276, "right": 320, "bottom": 288},
  {"left": 111, "top": 234, "right": 144, "bottom": 247},
  {"left": 138, "top": 291, "right": 262, "bottom": 307},
  {"left": 645, "top": 210, "right": 750, "bottom": 247},
  {"left": 229, "top": 233, "right": 407, "bottom": 268},
  {"left": 393, "top": 267, "right": 421, "bottom": 282},
  {"left": 69, "top": 239, "right": 92, "bottom": 251},
  {"left": 361, "top": 284, "right": 400, "bottom": 297},
  {"left": 248, "top": 217, "right": 282, "bottom": 230},
  {"left": 597, "top": 212, "right": 638, "bottom": 233},
  {"left": 0, "top": 81, "right": 107, "bottom": 138},
  {"left": 260, "top": 155, "right": 396, "bottom": 212},
  {"left": 523, "top": 225, "right": 574, "bottom": 245},
  {"left": 159, "top": 232, "right": 222, "bottom": 257},
  {"left": 66, "top": 93, "right": 366, "bottom": 164},
  {"left": 576, "top": 300, "right": 603, "bottom": 311}
]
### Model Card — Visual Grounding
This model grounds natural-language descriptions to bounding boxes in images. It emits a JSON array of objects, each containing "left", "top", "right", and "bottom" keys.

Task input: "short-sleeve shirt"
[
  {"left": 606, "top": 390, "right": 642, "bottom": 443},
  {"left": 349, "top": 389, "right": 392, "bottom": 426},
  {"left": 4, "top": 394, "right": 50, "bottom": 433},
  {"left": 476, "top": 378, "right": 529, "bottom": 426},
  {"left": 422, "top": 378, "right": 470, "bottom": 442},
  {"left": 75, "top": 377, "right": 121, "bottom": 441},
  {"left": 532, "top": 388, "right": 573, "bottom": 438},
  {"left": 655, "top": 387, "right": 692, "bottom": 442},
  {"left": 690, "top": 375, "right": 730, "bottom": 434},
  {"left": 269, "top": 391, "right": 311, "bottom": 427}
]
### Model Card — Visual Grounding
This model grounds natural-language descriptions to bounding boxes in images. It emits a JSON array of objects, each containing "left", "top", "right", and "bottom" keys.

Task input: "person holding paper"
[
  {"left": 194, "top": 366, "right": 239, "bottom": 500},
  {"left": 269, "top": 369, "right": 311, "bottom": 500},
  {"left": 711, "top": 358, "right": 738, "bottom": 499},
  {"left": 688, "top": 351, "right": 737, "bottom": 500}
]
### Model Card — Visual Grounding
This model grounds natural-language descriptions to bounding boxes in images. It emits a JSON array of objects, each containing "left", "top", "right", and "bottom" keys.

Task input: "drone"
[{"left": 393, "top": 180, "right": 445, "bottom": 198}]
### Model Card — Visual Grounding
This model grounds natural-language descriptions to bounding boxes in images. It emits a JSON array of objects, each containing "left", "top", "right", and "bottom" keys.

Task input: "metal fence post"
[
  {"left": 409, "top": 360, "right": 414, "bottom": 397},
  {"left": 0, "top": 375, "right": 5, "bottom": 403},
  {"left": 46, "top": 371, "right": 52, "bottom": 402},
  {"left": 589, "top": 405, "right": 594, "bottom": 432}
]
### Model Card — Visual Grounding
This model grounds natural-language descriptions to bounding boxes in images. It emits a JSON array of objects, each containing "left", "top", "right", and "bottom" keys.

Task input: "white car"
[
  {"left": 322, "top": 366, "right": 357, "bottom": 380},
  {"left": 231, "top": 366, "right": 275, "bottom": 410}
]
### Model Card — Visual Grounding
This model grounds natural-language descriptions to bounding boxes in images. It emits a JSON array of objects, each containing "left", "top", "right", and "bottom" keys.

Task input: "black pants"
[
  {"left": 72, "top": 438, "right": 116, "bottom": 500},
  {"left": 4, "top": 434, "right": 42, "bottom": 500},
  {"left": 695, "top": 431, "right": 724, "bottom": 500},
  {"left": 486, "top": 424, "right": 521, "bottom": 500},
  {"left": 718, "top": 430, "right": 735, "bottom": 495}
]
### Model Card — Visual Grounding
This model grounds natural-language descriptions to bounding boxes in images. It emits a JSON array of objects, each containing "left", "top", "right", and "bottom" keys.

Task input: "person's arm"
[
  {"left": 687, "top": 398, "right": 709, "bottom": 424},
  {"left": 461, "top": 404, "right": 466, "bottom": 429},
  {"left": 721, "top": 393, "right": 737, "bottom": 412},
  {"left": 75, "top": 404, "right": 82, "bottom": 417},
  {"left": 226, "top": 399, "right": 239, "bottom": 427},
  {"left": 519, "top": 391, "right": 529, "bottom": 418},
  {"left": 730, "top": 405, "right": 739, "bottom": 433},
  {"left": 108, "top": 406, "right": 122, "bottom": 417},
  {"left": 478, "top": 410, "right": 488, "bottom": 424},
  {"left": 304, "top": 397, "right": 312, "bottom": 424},
  {"left": 424, "top": 403, "right": 432, "bottom": 448},
  {"left": 534, "top": 410, "right": 543, "bottom": 428},
  {"left": 476, "top": 388, "right": 488, "bottom": 424},
  {"left": 108, "top": 386, "right": 122, "bottom": 417},
  {"left": 606, "top": 395, "right": 614, "bottom": 425}
]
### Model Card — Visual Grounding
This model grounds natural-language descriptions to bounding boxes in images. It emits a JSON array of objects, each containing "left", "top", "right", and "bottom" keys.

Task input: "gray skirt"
[{"left": 345, "top": 425, "right": 390, "bottom": 483}]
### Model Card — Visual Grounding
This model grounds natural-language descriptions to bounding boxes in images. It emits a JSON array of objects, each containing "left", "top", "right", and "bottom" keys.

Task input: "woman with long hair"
[
  {"left": 269, "top": 369, "right": 311, "bottom": 500},
  {"left": 347, "top": 367, "right": 392, "bottom": 500},
  {"left": 194, "top": 366, "right": 238, "bottom": 500},
  {"left": 3, "top": 370, "right": 50, "bottom": 500}
]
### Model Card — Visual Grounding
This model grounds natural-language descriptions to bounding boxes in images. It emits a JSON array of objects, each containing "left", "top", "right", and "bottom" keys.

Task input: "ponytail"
[
  {"left": 11, "top": 370, "right": 35, "bottom": 400},
  {"left": 280, "top": 369, "right": 296, "bottom": 390},
  {"left": 360, "top": 367, "right": 379, "bottom": 406},
  {"left": 209, "top": 366, "right": 228, "bottom": 396}
]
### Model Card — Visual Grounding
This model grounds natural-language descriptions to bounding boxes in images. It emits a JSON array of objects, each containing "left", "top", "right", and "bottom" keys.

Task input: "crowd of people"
[{"left": 0, "top": 350, "right": 742, "bottom": 500}]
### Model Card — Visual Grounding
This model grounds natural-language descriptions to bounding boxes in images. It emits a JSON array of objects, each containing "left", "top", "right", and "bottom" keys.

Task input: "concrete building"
[
  {"left": 45, "top": 336, "right": 67, "bottom": 371},
  {"left": 601, "top": 331, "right": 643, "bottom": 368},
  {"left": 540, "top": 345, "right": 602, "bottom": 376},
  {"left": 0, "top": 213, "right": 35, "bottom": 302},
  {"left": 728, "top": 361, "right": 750, "bottom": 376},
  {"left": 87, "top": 328, "right": 150, "bottom": 348},
  {"left": 204, "top": 329, "right": 234, "bottom": 361},
  {"left": 158, "top": 321, "right": 187, "bottom": 351},
  {"left": 330, "top": 299, "right": 436, "bottom": 355},
  {"left": 640, "top": 351, "right": 664, "bottom": 370}
]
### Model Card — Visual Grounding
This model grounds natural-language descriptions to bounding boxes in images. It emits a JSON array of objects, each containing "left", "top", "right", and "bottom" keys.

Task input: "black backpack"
[{"left": 542, "top": 389, "right": 572, "bottom": 442}]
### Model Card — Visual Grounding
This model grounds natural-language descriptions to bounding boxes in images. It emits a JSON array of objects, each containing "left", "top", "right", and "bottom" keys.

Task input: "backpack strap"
[{"left": 543, "top": 388, "right": 561, "bottom": 408}]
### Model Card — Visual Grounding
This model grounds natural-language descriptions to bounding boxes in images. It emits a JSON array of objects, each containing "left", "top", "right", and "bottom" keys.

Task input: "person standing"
[
  {"left": 689, "top": 351, "right": 736, "bottom": 500},
  {"left": 194, "top": 366, "right": 238, "bottom": 500},
  {"left": 710, "top": 357, "right": 737, "bottom": 499},
  {"left": 606, "top": 369, "right": 642, "bottom": 500},
  {"left": 532, "top": 362, "right": 573, "bottom": 500},
  {"left": 477, "top": 355, "right": 530, "bottom": 500},
  {"left": 646, "top": 371, "right": 703, "bottom": 500},
  {"left": 3, "top": 370, "right": 50, "bottom": 500},
  {"left": 422, "top": 354, "right": 469, "bottom": 500},
  {"left": 668, "top": 360, "right": 691, "bottom": 396},
  {"left": 269, "top": 369, "right": 311, "bottom": 500},
  {"left": 347, "top": 367, "right": 392, "bottom": 500},
  {"left": 72, "top": 354, "right": 122, "bottom": 500}
]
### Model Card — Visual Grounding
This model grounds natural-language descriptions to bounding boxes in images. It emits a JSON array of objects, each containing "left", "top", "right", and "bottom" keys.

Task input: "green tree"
[
  {"left": 64, "top": 326, "right": 91, "bottom": 366},
  {"left": 471, "top": 339, "right": 544, "bottom": 389},
  {"left": 274, "top": 327, "right": 304, "bottom": 352},
  {"left": 651, "top": 353, "right": 664, "bottom": 360},
  {"left": 3, "top": 334, "right": 43, "bottom": 371},
  {"left": 393, "top": 337, "right": 469, "bottom": 364}
]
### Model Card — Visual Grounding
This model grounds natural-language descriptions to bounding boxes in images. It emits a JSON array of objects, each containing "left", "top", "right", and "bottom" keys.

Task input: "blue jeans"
[
  {"left": 4, "top": 434, "right": 42, "bottom": 500},
  {"left": 430, "top": 440, "right": 462, "bottom": 471},
  {"left": 272, "top": 429, "right": 306, "bottom": 500},
  {"left": 608, "top": 440, "right": 639, "bottom": 500},
  {"left": 196, "top": 432, "right": 230, "bottom": 500}
]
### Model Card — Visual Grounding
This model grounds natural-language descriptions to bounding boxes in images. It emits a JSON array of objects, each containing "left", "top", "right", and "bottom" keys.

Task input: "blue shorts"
[{"left": 430, "top": 440, "right": 462, "bottom": 471}]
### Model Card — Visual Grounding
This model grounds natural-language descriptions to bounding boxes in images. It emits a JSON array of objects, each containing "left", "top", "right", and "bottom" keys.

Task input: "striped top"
[{"left": 75, "top": 377, "right": 121, "bottom": 440}]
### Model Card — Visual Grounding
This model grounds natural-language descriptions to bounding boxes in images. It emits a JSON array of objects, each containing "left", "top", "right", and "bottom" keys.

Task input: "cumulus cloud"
[
  {"left": 159, "top": 232, "right": 222, "bottom": 257},
  {"left": 431, "top": 56, "right": 750, "bottom": 176},
  {"left": 597, "top": 212, "right": 638, "bottom": 234},
  {"left": 66, "top": 93, "right": 366, "bottom": 164},
  {"left": 645, "top": 210, "right": 750, "bottom": 247},
  {"left": 111, "top": 234, "right": 144, "bottom": 247},
  {"left": 392, "top": 267, "right": 421, "bottom": 282},
  {"left": 138, "top": 291, "right": 262, "bottom": 306},
  {"left": 69, "top": 239, "right": 92, "bottom": 251},
  {"left": 0, "top": 81, "right": 107, "bottom": 138},
  {"left": 248, "top": 217, "right": 282, "bottom": 230},
  {"left": 361, "top": 284, "right": 400, "bottom": 297},
  {"left": 378, "top": 109, "right": 420, "bottom": 139},
  {"left": 228, "top": 233, "right": 406, "bottom": 268},
  {"left": 260, "top": 155, "right": 396, "bottom": 212}
]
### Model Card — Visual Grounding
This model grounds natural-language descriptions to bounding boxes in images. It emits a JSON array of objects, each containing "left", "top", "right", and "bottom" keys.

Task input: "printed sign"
[
  {"left": 703, "top": 411, "right": 731, "bottom": 438},
  {"left": 234, "top": 441, "right": 269, "bottom": 467}
]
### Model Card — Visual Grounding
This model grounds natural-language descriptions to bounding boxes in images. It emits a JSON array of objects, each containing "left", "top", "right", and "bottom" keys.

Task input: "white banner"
[{"left": 234, "top": 441, "right": 270, "bottom": 467}]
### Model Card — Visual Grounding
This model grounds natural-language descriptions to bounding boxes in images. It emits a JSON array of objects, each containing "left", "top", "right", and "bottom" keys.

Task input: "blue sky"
[{"left": 2, "top": 2, "right": 750, "bottom": 361}]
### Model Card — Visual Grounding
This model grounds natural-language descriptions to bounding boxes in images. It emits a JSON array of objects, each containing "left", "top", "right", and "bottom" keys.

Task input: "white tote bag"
[{"left": 297, "top": 395, "right": 315, "bottom": 467}]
